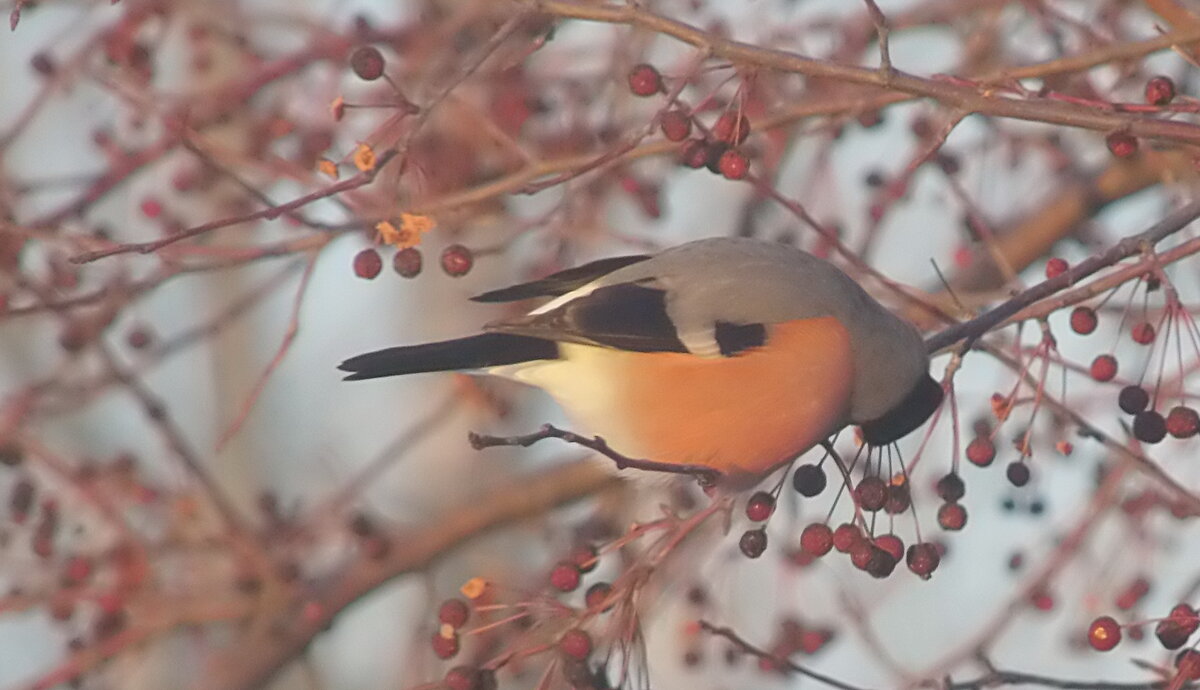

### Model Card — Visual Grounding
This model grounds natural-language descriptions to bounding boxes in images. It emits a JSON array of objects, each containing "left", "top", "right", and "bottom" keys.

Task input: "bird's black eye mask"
[{"left": 859, "top": 374, "right": 944, "bottom": 445}]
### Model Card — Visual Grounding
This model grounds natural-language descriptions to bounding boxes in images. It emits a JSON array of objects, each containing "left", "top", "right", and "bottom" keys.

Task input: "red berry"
[
  {"left": 739, "top": 528, "right": 767, "bottom": 558},
  {"left": 906, "top": 543, "right": 940, "bottom": 578},
  {"left": 438, "top": 598, "right": 470, "bottom": 629},
  {"left": 1006, "top": 462, "right": 1031, "bottom": 487},
  {"left": 865, "top": 546, "right": 898, "bottom": 579},
  {"left": 350, "top": 46, "right": 385, "bottom": 80},
  {"left": 559, "top": 628, "right": 592, "bottom": 660},
  {"left": 393, "top": 247, "right": 422, "bottom": 277},
  {"left": 1171, "top": 603, "right": 1200, "bottom": 635},
  {"left": 875, "top": 534, "right": 904, "bottom": 561},
  {"left": 126, "top": 326, "right": 153, "bottom": 350},
  {"left": 140, "top": 198, "right": 163, "bottom": 219},
  {"left": 965, "top": 437, "right": 995, "bottom": 467},
  {"left": 584, "top": 582, "right": 612, "bottom": 611},
  {"left": 1090, "top": 354, "right": 1118, "bottom": 382},
  {"left": 1134, "top": 410, "right": 1167, "bottom": 444},
  {"left": 569, "top": 544, "right": 599, "bottom": 573},
  {"left": 884, "top": 481, "right": 911, "bottom": 514},
  {"left": 1070, "top": 306, "right": 1097, "bottom": 334},
  {"left": 1131, "top": 321, "right": 1156, "bottom": 345},
  {"left": 660, "top": 109, "right": 692, "bottom": 141},
  {"left": 627, "top": 63, "right": 662, "bottom": 96},
  {"left": 431, "top": 630, "right": 460, "bottom": 659},
  {"left": 1045, "top": 257, "right": 1068, "bottom": 279},
  {"left": 353, "top": 248, "right": 382, "bottom": 279},
  {"left": 849, "top": 540, "right": 875, "bottom": 571},
  {"left": 678, "top": 138, "right": 708, "bottom": 168},
  {"left": 799, "top": 523, "right": 833, "bottom": 556},
  {"left": 1088, "top": 616, "right": 1122, "bottom": 651},
  {"left": 717, "top": 149, "right": 750, "bottom": 180},
  {"left": 30, "top": 52, "right": 55, "bottom": 76},
  {"left": 444, "top": 666, "right": 480, "bottom": 690},
  {"left": 1167, "top": 406, "right": 1200, "bottom": 439},
  {"left": 1157, "top": 613, "right": 1194, "bottom": 650},
  {"left": 1145, "top": 75, "right": 1177, "bottom": 106},
  {"left": 792, "top": 464, "right": 826, "bottom": 496},
  {"left": 712, "top": 112, "right": 750, "bottom": 145},
  {"left": 440, "top": 244, "right": 473, "bottom": 277},
  {"left": 936, "top": 473, "right": 965, "bottom": 501},
  {"left": 832, "top": 523, "right": 862, "bottom": 552},
  {"left": 855, "top": 476, "right": 887, "bottom": 512},
  {"left": 1106, "top": 131, "right": 1138, "bottom": 158},
  {"left": 745, "top": 491, "right": 775, "bottom": 522},
  {"left": 1119, "top": 385, "right": 1150, "bottom": 414},
  {"left": 937, "top": 502, "right": 967, "bottom": 531},
  {"left": 549, "top": 561, "right": 581, "bottom": 592}
]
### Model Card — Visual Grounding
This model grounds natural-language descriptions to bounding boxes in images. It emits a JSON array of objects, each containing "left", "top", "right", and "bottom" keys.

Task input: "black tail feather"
[{"left": 339, "top": 333, "right": 559, "bottom": 381}]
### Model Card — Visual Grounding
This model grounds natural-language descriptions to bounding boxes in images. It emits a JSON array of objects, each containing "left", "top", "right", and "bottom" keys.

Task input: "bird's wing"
[
  {"left": 484, "top": 281, "right": 766, "bottom": 356},
  {"left": 470, "top": 254, "right": 652, "bottom": 303}
]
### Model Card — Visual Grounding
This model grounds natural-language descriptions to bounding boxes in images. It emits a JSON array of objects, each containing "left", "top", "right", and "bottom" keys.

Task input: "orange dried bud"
[
  {"left": 353, "top": 143, "right": 376, "bottom": 172},
  {"left": 330, "top": 96, "right": 346, "bottom": 121},
  {"left": 460, "top": 576, "right": 488, "bottom": 600},
  {"left": 317, "top": 158, "right": 339, "bottom": 179}
]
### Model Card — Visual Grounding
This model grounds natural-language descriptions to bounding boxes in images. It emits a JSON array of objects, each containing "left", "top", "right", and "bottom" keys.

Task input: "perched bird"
[{"left": 339, "top": 237, "right": 941, "bottom": 486}]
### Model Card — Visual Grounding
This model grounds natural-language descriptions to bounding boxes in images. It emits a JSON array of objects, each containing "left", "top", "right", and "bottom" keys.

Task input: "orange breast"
[{"left": 604, "top": 317, "right": 854, "bottom": 479}]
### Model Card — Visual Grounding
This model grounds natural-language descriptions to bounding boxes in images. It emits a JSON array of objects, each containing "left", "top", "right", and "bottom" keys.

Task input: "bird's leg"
[{"left": 469, "top": 424, "right": 722, "bottom": 487}]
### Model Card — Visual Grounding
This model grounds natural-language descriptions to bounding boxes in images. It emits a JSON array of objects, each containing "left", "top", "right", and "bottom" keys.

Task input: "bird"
[{"left": 339, "top": 237, "right": 942, "bottom": 486}]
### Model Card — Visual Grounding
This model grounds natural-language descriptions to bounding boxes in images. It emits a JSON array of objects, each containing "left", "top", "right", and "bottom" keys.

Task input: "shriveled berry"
[
  {"left": 1167, "top": 406, "right": 1200, "bottom": 439},
  {"left": 704, "top": 141, "right": 729, "bottom": 174},
  {"left": 549, "top": 561, "right": 581, "bottom": 592},
  {"left": 745, "top": 491, "right": 775, "bottom": 522},
  {"left": 832, "top": 523, "right": 862, "bottom": 552},
  {"left": 350, "top": 46, "right": 385, "bottom": 81},
  {"left": 966, "top": 437, "right": 995, "bottom": 467},
  {"left": 1090, "top": 354, "right": 1117, "bottom": 382},
  {"left": 585, "top": 582, "right": 612, "bottom": 611},
  {"left": 353, "top": 248, "right": 382, "bottom": 279},
  {"left": 739, "top": 528, "right": 767, "bottom": 558},
  {"left": 717, "top": 149, "right": 750, "bottom": 180},
  {"left": 792, "top": 464, "right": 827, "bottom": 497},
  {"left": 678, "top": 138, "right": 708, "bottom": 168},
  {"left": 660, "top": 109, "right": 692, "bottom": 141},
  {"left": 1106, "top": 131, "right": 1138, "bottom": 158},
  {"left": 1145, "top": 76, "right": 1177, "bottom": 106},
  {"left": 936, "top": 473, "right": 965, "bottom": 501},
  {"left": 1176, "top": 649, "right": 1200, "bottom": 681},
  {"left": 1045, "top": 258, "right": 1068, "bottom": 279},
  {"left": 855, "top": 476, "right": 887, "bottom": 512},
  {"left": 431, "top": 630, "right": 460, "bottom": 659},
  {"left": 712, "top": 112, "right": 750, "bottom": 145},
  {"left": 1006, "top": 462, "right": 1031, "bottom": 487},
  {"left": 937, "top": 502, "right": 967, "bottom": 531},
  {"left": 865, "top": 546, "right": 897, "bottom": 578},
  {"left": 627, "top": 63, "right": 662, "bottom": 96},
  {"left": 799, "top": 523, "right": 833, "bottom": 556},
  {"left": 1157, "top": 618, "right": 1193, "bottom": 650},
  {"left": 438, "top": 598, "right": 470, "bottom": 629},
  {"left": 1088, "top": 616, "right": 1121, "bottom": 651},
  {"left": 440, "top": 244, "right": 473, "bottom": 277},
  {"left": 1119, "top": 385, "right": 1149, "bottom": 415},
  {"left": 906, "top": 543, "right": 940, "bottom": 578},
  {"left": 1134, "top": 410, "right": 1167, "bottom": 444},
  {"left": 393, "top": 247, "right": 422, "bottom": 277},
  {"left": 1131, "top": 321, "right": 1156, "bottom": 345},
  {"left": 1070, "top": 306, "right": 1097, "bottom": 334},
  {"left": 559, "top": 628, "right": 593, "bottom": 660}
]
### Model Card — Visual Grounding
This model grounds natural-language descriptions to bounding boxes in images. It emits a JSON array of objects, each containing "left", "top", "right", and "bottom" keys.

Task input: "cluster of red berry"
[{"left": 352, "top": 244, "right": 472, "bottom": 280}]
